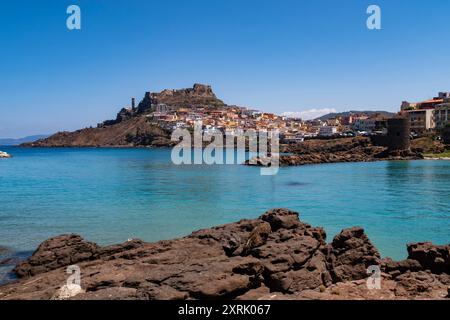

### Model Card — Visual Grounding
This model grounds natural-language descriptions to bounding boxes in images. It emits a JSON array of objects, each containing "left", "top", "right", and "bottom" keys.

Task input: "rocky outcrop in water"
[
  {"left": 0, "top": 151, "right": 11, "bottom": 158},
  {"left": 247, "top": 137, "right": 423, "bottom": 167},
  {"left": 0, "top": 208, "right": 448, "bottom": 300}
]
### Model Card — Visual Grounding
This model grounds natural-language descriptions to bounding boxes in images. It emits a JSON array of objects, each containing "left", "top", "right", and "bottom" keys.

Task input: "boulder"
[
  {"left": 260, "top": 208, "right": 301, "bottom": 230},
  {"left": 407, "top": 242, "right": 450, "bottom": 274},
  {"left": 13, "top": 234, "right": 99, "bottom": 277},
  {"left": 382, "top": 258, "right": 422, "bottom": 276},
  {"left": 268, "top": 251, "right": 331, "bottom": 293},
  {"left": 327, "top": 227, "right": 381, "bottom": 282},
  {"left": 1, "top": 208, "right": 448, "bottom": 300}
]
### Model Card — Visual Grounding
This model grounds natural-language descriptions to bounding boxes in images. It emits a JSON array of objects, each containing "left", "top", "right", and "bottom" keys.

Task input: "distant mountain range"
[
  {"left": 315, "top": 111, "right": 396, "bottom": 121},
  {"left": 0, "top": 134, "right": 50, "bottom": 146}
]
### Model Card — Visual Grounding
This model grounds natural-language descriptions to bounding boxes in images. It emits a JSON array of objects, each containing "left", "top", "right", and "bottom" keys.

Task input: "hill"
[
  {"left": 315, "top": 110, "right": 396, "bottom": 121},
  {"left": 22, "top": 84, "right": 222, "bottom": 148},
  {"left": 0, "top": 135, "right": 50, "bottom": 146},
  {"left": 22, "top": 116, "right": 172, "bottom": 148}
]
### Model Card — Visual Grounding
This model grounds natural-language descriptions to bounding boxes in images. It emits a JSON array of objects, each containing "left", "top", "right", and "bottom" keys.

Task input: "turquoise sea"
[{"left": 1, "top": 147, "right": 449, "bottom": 283}]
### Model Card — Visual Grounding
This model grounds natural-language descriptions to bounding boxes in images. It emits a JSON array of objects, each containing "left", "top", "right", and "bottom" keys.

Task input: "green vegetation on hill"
[{"left": 425, "top": 150, "right": 450, "bottom": 158}]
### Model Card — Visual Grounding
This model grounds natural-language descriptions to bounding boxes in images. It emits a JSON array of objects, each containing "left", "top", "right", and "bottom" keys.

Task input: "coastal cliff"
[
  {"left": 1, "top": 208, "right": 448, "bottom": 300},
  {"left": 22, "top": 117, "right": 173, "bottom": 148}
]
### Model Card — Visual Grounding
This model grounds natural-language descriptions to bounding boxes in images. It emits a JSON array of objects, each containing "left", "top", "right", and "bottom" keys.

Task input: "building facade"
[
  {"left": 435, "top": 98, "right": 450, "bottom": 130},
  {"left": 352, "top": 117, "right": 375, "bottom": 133},
  {"left": 318, "top": 126, "right": 338, "bottom": 137},
  {"left": 406, "top": 109, "right": 435, "bottom": 134}
]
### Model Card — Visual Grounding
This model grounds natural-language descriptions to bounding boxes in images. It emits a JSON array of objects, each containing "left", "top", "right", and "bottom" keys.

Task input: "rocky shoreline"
[
  {"left": 0, "top": 208, "right": 448, "bottom": 300},
  {"left": 247, "top": 137, "right": 424, "bottom": 167}
]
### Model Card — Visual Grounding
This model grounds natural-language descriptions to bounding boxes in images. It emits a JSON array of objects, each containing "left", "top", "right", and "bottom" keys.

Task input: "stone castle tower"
[{"left": 387, "top": 117, "right": 410, "bottom": 152}]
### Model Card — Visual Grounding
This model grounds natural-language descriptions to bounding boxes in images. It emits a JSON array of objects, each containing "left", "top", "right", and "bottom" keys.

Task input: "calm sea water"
[{"left": 1, "top": 147, "right": 449, "bottom": 282}]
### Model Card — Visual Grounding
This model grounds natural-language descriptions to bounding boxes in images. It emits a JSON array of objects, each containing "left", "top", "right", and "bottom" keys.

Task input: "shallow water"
[{"left": 0, "top": 147, "right": 449, "bottom": 282}]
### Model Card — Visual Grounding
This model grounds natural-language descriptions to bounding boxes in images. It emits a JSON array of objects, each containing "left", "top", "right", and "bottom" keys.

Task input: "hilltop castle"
[{"left": 99, "top": 84, "right": 224, "bottom": 127}]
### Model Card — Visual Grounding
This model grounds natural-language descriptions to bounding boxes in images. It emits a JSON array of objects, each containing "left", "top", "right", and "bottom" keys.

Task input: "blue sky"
[{"left": 1, "top": 0, "right": 449, "bottom": 138}]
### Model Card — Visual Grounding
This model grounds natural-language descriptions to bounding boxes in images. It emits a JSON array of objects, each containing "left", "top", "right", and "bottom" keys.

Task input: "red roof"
[{"left": 420, "top": 99, "right": 443, "bottom": 104}]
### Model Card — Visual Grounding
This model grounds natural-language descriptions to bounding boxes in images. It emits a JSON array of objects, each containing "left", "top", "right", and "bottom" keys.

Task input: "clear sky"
[{"left": 1, "top": 0, "right": 449, "bottom": 138}]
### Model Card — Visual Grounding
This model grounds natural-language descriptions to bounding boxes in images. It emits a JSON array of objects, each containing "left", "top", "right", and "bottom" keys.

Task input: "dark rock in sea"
[
  {"left": 0, "top": 151, "right": 12, "bottom": 158},
  {"left": 0, "top": 208, "right": 449, "bottom": 300},
  {"left": 0, "top": 257, "right": 20, "bottom": 267},
  {"left": 247, "top": 137, "right": 424, "bottom": 168},
  {"left": 285, "top": 181, "right": 309, "bottom": 187},
  {"left": 13, "top": 234, "right": 99, "bottom": 278},
  {"left": 0, "top": 247, "right": 24, "bottom": 267},
  {"left": 13, "top": 235, "right": 147, "bottom": 278}
]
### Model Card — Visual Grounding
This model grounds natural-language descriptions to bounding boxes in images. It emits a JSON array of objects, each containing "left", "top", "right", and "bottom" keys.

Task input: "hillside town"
[{"left": 98, "top": 84, "right": 450, "bottom": 144}]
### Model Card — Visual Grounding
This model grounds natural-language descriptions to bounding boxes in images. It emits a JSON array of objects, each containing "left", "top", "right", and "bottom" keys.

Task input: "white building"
[
  {"left": 406, "top": 109, "right": 435, "bottom": 134},
  {"left": 319, "top": 126, "right": 338, "bottom": 137},
  {"left": 352, "top": 118, "right": 376, "bottom": 132},
  {"left": 241, "top": 108, "right": 260, "bottom": 117}
]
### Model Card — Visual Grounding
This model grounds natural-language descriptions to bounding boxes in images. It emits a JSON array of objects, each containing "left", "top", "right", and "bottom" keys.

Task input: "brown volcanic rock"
[
  {"left": 410, "top": 136, "right": 447, "bottom": 154},
  {"left": 13, "top": 234, "right": 99, "bottom": 278},
  {"left": 407, "top": 242, "right": 450, "bottom": 274},
  {"left": 13, "top": 235, "right": 146, "bottom": 278},
  {"left": 382, "top": 258, "right": 422, "bottom": 278},
  {"left": 0, "top": 208, "right": 449, "bottom": 300},
  {"left": 327, "top": 227, "right": 381, "bottom": 282},
  {"left": 250, "top": 137, "right": 422, "bottom": 168},
  {"left": 288, "top": 137, "right": 372, "bottom": 154},
  {"left": 241, "top": 222, "right": 271, "bottom": 256},
  {"left": 394, "top": 271, "right": 449, "bottom": 298},
  {"left": 260, "top": 208, "right": 301, "bottom": 230}
]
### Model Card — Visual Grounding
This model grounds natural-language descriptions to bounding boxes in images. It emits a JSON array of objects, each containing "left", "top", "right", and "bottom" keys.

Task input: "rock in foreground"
[{"left": 0, "top": 208, "right": 448, "bottom": 300}]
